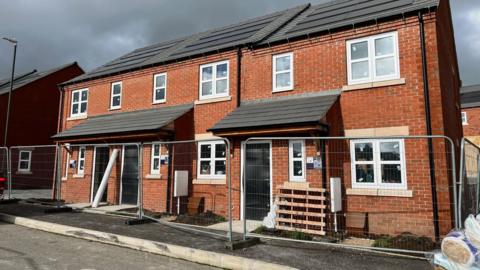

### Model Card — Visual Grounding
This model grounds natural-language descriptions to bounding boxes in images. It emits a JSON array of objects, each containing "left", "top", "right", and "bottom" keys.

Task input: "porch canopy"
[
  {"left": 209, "top": 90, "right": 340, "bottom": 136},
  {"left": 53, "top": 103, "right": 193, "bottom": 141}
]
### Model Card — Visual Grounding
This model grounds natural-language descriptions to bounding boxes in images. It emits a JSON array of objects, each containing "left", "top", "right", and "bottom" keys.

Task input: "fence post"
[
  {"left": 226, "top": 139, "right": 233, "bottom": 243},
  {"left": 7, "top": 148, "right": 12, "bottom": 199},
  {"left": 55, "top": 145, "right": 63, "bottom": 206},
  {"left": 138, "top": 143, "right": 144, "bottom": 219}
]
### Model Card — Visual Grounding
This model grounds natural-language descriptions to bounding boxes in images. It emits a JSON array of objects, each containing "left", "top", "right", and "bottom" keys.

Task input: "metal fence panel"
[
  {"left": 242, "top": 136, "right": 457, "bottom": 254},
  {"left": 141, "top": 139, "right": 233, "bottom": 241},
  {"left": 8, "top": 145, "right": 59, "bottom": 201},
  {"left": 0, "top": 147, "right": 8, "bottom": 199},
  {"left": 459, "top": 138, "right": 480, "bottom": 227}
]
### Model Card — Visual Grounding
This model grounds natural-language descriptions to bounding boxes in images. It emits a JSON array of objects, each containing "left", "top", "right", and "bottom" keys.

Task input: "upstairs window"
[
  {"left": 18, "top": 150, "right": 32, "bottom": 172},
  {"left": 110, "top": 82, "right": 122, "bottom": 109},
  {"left": 273, "top": 53, "right": 294, "bottom": 92},
  {"left": 350, "top": 139, "right": 407, "bottom": 190},
  {"left": 197, "top": 141, "right": 226, "bottom": 179},
  {"left": 77, "top": 147, "right": 86, "bottom": 175},
  {"left": 199, "top": 61, "right": 229, "bottom": 100},
  {"left": 462, "top": 111, "right": 468, "bottom": 125},
  {"left": 71, "top": 89, "right": 88, "bottom": 117},
  {"left": 347, "top": 32, "right": 400, "bottom": 85},
  {"left": 150, "top": 143, "right": 161, "bottom": 175},
  {"left": 153, "top": 73, "right": 167, "bottom": 103}
]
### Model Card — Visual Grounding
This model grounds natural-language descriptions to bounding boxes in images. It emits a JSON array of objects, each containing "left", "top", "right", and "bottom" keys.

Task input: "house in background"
[
  {"left": 54, "top": 0, "right": 461, "bottom": 239},
  {"left": 0, "top": 62, "right": 84, "bottom": 189},
  {"left": 461, "top": 84, "right": 480, "bottom": 144}
]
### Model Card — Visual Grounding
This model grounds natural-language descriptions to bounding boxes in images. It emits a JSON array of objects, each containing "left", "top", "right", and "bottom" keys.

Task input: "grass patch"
[{"left": 373, "top": 232, "right": 435, "bottom": 251}]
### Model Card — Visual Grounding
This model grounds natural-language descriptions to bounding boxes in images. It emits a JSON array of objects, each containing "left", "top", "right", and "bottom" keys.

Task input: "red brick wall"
[{"left": 463, "top": 107, "right": 480, "bottom": 136}]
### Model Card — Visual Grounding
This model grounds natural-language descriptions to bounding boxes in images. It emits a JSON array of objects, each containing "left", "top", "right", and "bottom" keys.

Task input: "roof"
[
  {"left": 461, "top": 84, "right": 480, "bottom": 109},
  {"left": 64, "top": 4, "right": 308, "bottom": 85},
  {"left": 208, "top": 90, "right": 340, "bottom": 132},
  {"left": 261, "top": 0, "right": 439, "bottom": 44},
  {"left": 0, "top": 62, "right": 81, "bottom": 95},
  {"left": 53, "top": 103, "right": 193, "bottom": 139},
  {"left": 64, "top": 0, "right": 439, "bottom": 86}
]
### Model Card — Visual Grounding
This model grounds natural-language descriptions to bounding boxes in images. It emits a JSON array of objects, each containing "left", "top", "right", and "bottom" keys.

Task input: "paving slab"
[{"left": 0, "top": 202, "right": 433, "bottom": 270}]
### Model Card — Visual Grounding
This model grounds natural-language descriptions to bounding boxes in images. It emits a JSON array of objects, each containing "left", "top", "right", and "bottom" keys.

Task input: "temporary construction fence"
[
  {"left": 0, "top": 135, "right": 465, "bottom": 255},
  {"left": 0, "top": 147, "right": 7, "bottom": 199},
  {"left": 242, "top": 136, "right": 458, "bottom": 254},
  {"left": 7, "top": 145, "right": 59, "bottom": 201},
  {"left": 58, "top": 139, "right": 233, "bottom": 241},
  {"left": 459, "top": 137, "right": 480, "bottom": 227}
]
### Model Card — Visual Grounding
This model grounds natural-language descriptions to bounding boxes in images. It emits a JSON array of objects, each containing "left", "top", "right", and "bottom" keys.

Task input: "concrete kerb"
[{"left": 0, "top": 212, "right": 296, "bottom": 270}]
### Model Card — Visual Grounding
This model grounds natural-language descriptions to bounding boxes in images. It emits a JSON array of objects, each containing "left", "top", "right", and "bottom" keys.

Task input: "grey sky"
[{"left": 0, "top": 0, "right": 479, "bottom": 86}]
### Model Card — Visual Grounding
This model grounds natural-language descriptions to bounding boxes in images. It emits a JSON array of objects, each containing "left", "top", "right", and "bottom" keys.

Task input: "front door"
[
  {"left": 244, "top": 142, "right": 271, "bottom": 221},
  {"left": 92, "top": 147, "right": 109, "bottom": 203},
  {"left": 121, "top": 145, "right": 139, "bottom": 205}
]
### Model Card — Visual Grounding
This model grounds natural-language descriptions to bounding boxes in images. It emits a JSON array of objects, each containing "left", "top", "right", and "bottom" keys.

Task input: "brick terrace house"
[
  {"left": 54, "top": 0, "right": 461, "bottom": 239},
  {"left": 0, "top": 63, "right": 84, "bottom": 189},
  {"left": 461, "top": 85, "right": 480, "bottom": 144}
]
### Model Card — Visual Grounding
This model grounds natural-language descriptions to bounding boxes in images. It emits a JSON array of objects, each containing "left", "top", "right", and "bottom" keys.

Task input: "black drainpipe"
[
  {"left": 236, "top": 47, "right": 242, "bottom": 107},
  {"left": 419, "top": 11, "right": 440, "bottom": 241}
]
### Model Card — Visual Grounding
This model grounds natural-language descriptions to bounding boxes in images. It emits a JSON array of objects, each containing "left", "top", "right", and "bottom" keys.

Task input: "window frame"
[
  {"left": 346, "top": 31, "right": 400, "bottom": 85},
  {"left": 350, "top": 139, "right": 407, "bottom": 190},
  {"left": 77, "top": 147, "right": 86, "bottom": 175},
  {"left": 289, "top": 140, "right": 306, "bottom": 182},
  {"left": 110, "top": 82, "right": 122, "bottom": 109},
  {"left": 199, "top": 60, "right": 229, "bottom": 100},
  {"left": 197, "top": 141, "right": 227, "bottom": 179},
  {"left": 70, "top": 88, "right": 89, "bottom": 117},
  {"left": 153, "top": 73, "right": 167, "bottom": 104},
  {"left": 18, "top": 150, "right": 32, "bottom": 172},
  {"left": 462, "top": 111, "right": 468, "bottom": 125},
  {"left": 273, "top": 52, "right": 294, "bottom": 92},
  {"left": 150, "top": 143, "right": 161, "bottom": 175}
]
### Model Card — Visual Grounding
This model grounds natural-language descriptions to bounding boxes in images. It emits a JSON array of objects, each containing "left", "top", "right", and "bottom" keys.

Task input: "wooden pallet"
[{"left": 275, "top": 182, "right": 327, "bottom": 236}]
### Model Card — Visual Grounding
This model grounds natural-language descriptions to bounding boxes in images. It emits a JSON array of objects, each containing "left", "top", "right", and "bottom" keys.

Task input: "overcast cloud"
[{"left": 0, "top": 0, "right": 479, "bottom": 86}]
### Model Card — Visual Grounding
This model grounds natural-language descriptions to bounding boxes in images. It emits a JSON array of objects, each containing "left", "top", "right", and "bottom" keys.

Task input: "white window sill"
[
  {"left": 342, "top": 78, "right": 405, "bottom": 92},
  {"left": 346, "top": 188, "right": 413, "bottom": 198},
  {"left": 145, "top": 174, "right": 162, "bottom": 180},
  {"left": 193, "top": 178, "right": 226, "bottom": 185},
  {"left": 195, "top": 96, "right": 231, "bottom": 105},
  {"left": 273, "top": 87, "right": 294, "bottom": 93},
  {"left": 109, "top": 107, "right": 121, "bottom": 111},
  {"left": 73, "top": 174, "right": 85, "bottom": 179},
  {"left": 67, "top": 115, "right": 88, "bottom": 121},
  {"left": 16, "top": 171, "right": 32, "bottom": 175},
  {"left": 61, "top": 177, "right": 68, "bottom": 181},
  {"left": 463, "top": 123, "right": 469, "bottom": 126},
  {"left": 153, "top": 100, "right": 166, "bottom": 105}
]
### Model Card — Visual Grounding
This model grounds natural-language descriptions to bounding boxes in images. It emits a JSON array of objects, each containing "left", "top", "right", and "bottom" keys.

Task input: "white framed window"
[
  {"left": 462, "top": 111, "right": 468, "bottom": 125},
  {"left": 77, "top": 147, "right": 86, "bottom": 175},
  {"left": 346, "top": 32, "right": 400, "bottom": 85},
  {"left": 350, "top": 139, "right": 407, "bottom": 189},
  {"left": 153, "top": 73, "right": 167, "bottom": 103},
  {"left": 18, "top": 150, "right": 32, "bottom": 172},
  {"left": 273, "top": 52, "right": 294, "bottom": 92},
  {"left": 110, "top": 82, "right": 122, "bottom": 109},
  {"left": 70, "top": 88, "right": 88, "bottom": 117},
  {"left": 289, "top": 140, "right": 305, "bottom": 182},
  {"left": 199, "top": 61, "right": 229, "bottom": 100},
  {"left": 197, "top": 141, "right": 226, "bottom": 179},
  {"left": 150, "top": 143, "right": 161, "bottom": 175}
]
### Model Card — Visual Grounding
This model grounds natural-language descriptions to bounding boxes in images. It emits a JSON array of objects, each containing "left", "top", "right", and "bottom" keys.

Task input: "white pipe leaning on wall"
[{"left": 92, "top": 149, "right": 119, "bottom": 208}]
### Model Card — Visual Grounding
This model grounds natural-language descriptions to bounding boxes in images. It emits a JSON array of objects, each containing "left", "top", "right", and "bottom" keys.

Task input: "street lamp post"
[{"left": 2, "top": 37, "right": 17, "bottom": 147}]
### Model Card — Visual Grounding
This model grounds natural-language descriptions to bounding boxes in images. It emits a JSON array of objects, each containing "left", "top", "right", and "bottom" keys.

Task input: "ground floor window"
[
  {"left": 77, "top": 147, "right": 86, "bottom": 175},
  {"left": 350, "top": 139, "right": 406, "bottom": 189},
  {"left": 151, "top": 143, "right": 161, "bottom": 175},
  {"left": 289, "top": 140, "right": 305, "bottom": 181},
  {"left": 197, "top": 141, "right": 226, "bottom": 179},
  {"left": 18, "top": 150, "right": 32, "bottom": 172}
]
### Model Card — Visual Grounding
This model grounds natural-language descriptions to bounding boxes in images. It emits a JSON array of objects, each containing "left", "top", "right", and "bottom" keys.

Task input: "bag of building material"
[
  {"left": 433, "top": 251, "right": 478, "bottom": 270},
  {"left": 442, "top": 231, "right": 480, "bottom": 268},
  {"left": 465, "top": 215, "right": 480, "bottom": 248}
]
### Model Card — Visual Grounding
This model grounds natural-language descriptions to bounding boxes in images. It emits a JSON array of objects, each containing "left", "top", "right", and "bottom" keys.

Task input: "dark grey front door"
[
  {"left": 93, "top": 147, "right": 109, "bottom": 202},
  {"left": 121, "top": 145, "right": 139, "bottom": 205},
  {"left": 245, "top": 142, "right": 271, "bottom": 221}
]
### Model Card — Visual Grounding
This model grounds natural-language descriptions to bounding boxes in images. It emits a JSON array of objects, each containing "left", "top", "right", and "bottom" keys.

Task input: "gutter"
[{"left": 419, "top": 11, "right": 440, "bottom": 241}]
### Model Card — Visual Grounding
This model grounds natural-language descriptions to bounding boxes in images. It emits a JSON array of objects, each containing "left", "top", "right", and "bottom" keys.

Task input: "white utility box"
[{"left": 330, "top": 177, "right": 342, "bottom": 213}]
